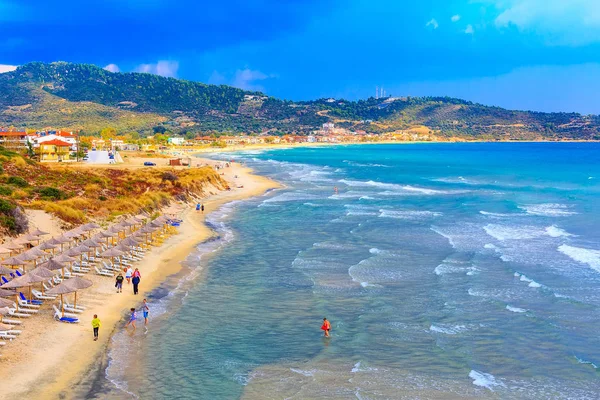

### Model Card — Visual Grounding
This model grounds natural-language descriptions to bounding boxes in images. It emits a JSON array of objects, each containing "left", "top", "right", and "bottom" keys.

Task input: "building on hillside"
[
  {"left": 0, "top": 131, "right": 28, "bottom": 151},
  {"left": 39, "top": 139, "right": 73, "bottom": 162},
  {"left": 168, "top": 137, "right": 185, "bottom": 146},
  {"left": 322, "top": 122, "right": 335, "bottom": 132},
  {"left": 110, "top": 139, "right": 125, "bottom": 150},
  {"left": 34, "top": 134, "right": 77, "bottom": 150}
]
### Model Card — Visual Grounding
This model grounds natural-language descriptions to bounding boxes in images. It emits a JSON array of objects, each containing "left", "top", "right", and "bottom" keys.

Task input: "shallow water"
[{"left": 98, "top": 143, "right": 600, "bottom": 399}]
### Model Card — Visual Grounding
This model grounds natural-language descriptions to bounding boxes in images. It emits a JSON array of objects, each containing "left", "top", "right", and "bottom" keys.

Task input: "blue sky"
[{"left": 1, "top": 0, "right": 600, "bottom": 113}]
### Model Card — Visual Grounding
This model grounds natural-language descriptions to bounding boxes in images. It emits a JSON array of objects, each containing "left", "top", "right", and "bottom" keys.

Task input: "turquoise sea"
[{"left": 96, "top": 143, "right": 600, "bottom": 399}]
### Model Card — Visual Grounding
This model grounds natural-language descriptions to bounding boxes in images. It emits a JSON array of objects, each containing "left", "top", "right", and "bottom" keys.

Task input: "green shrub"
[
  {"left": 99, "top": 195, "right": 107, "bottom": 201},
  {"left": 0, "top": 215, "right": 16, "bottom": 231},
  {"left": 0, "top": 186, "right": 12, "bottom": 196},
  {"left": 7, "top": 176, "right": 28, "bottom": 187},
  {"left": 0, "top": 198, "right": 14, "bottom": 214},
  {"left": 37, "top": 186, "right": 68, "bottom": 200}
]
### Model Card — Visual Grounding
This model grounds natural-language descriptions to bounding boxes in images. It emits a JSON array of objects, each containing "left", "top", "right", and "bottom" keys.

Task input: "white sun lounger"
[
  {"left": 1, "top": 318, "right": 21, "bottom": 326},
  {"left": 32, "top": 289, "right": 57, "bottom": 300},
  {"left": 0, "top": 332, "right": 17, "bottom": 340},
  {"left": 7, "top": 308, "right": 31, "bottom": 318},
  {"left": 17, "top": 298, "right": 41, "bottom": 309},
  {"left": 52, "top": 305, "right": 80, "bottom": 322},
  {"left": 95, "top": 266, "right": 113, "bottom": 277},
  {"left": 58, "top": 301, "right": 84, "bottom": 314}
]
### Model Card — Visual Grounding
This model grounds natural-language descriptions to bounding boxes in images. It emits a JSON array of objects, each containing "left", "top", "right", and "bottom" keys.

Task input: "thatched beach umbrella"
[
  {"left": 0, "top": 298, "right": 14, "bottom": 308},
  {"left": 0, "top": 321, "right": 15, "bottom": 331},
  {"left": 4, "top": 242, "right": 23, "bottom": 253},
  {"left": 50, "top": 254, "right": 76, "bottom": 278},
  {"left": 30, "top": 228, "right": 50, "bottom": 237},
  {"left": 82, "top": 239, "right": 101, "bottom": 248},
  {"left": 1, "top": 273, "right": 45, "bottom": 307},
  {"left": 100, "top": 247, "right": 124, "bottom": 269},
  {"left": 0, "top": 265, "right": 14, "bottom": 276},
  {"left": 17, "top": 251, "right": 43, "bottom": 271},
  {"left": 29, "top": 266, "right": 56, "bottom": 279},
  {"left": 0, "top": 288, "right": 15, "bottom": 298},
  {"left": 1, "top": 256, "right": 26, "bottom": 269},
  {"left": 17, "top": 233, "right": 42, "bottom": 245},
  {"left": 39, "top": 258, "right": 65, "bottom": 272},
  {"left": 37, "top": 241, "right": 58, "bottom": 254},
  {"left": 47, "top": 276, "right": 93, "bottom": 315},
  {"left": 81, "top": 222, "right": 101, "bottom": 231},
  {"left": 64, "top": 228, "right": 83, "bottom": 240}
]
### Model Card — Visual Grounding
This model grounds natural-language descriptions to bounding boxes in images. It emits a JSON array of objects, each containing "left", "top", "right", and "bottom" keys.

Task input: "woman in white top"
[{"left": 125, "top": 266, "right": 132, "bottom": 284}]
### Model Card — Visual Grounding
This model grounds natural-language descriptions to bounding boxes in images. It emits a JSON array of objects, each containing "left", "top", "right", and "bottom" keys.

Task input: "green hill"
[{"left": 1, "top": 61, "right": 599, "bottom": 140}]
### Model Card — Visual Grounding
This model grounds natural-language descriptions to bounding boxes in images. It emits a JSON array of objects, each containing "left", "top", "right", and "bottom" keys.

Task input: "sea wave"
[
  {"left": 469, "top": 370, "right": 505, "bottom": 392},
  {"left": 518, "top": 203, "right": 577, "bottom": 217},
  {"left": 506, "top": 305, "right": 528, "bottom": 313},
  {"left": 558, "top": 244, "right": 600, "bottom": 272},
  {"left": 429, "top": 324, "right": 469, "bottom": 335}
]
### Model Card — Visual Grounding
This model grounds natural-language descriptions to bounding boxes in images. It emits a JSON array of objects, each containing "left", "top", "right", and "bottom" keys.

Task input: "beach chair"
[
  {"left": 58, "top": 301, "right": 84, "bottom": 314},
  {"left": 19, "top": 292, "right": 42, "bottom": 306},
  {"left": 1, "top": 276, "right": 9, "bottom": 285},
  {"left": 14, "top": 270, "right": 23, "bottom": 277},
  {"left": 53, "top": 275, "right": 63, "bottom": 284},
  {"left": 0, "top": 332, "right": 17, "bottom": 340},
  {"left": 32, "top": 289, "right": 56, "bottom": 300},
  {"left": 12, "top": 303, "right": 38, "bottom": 314},
  {"left": 1, "top": 318, "right": 21, "bottom": 325},
  {"left": 63, "top": 299, "right": 86, "bottom": 311},
  {"left": 94, "top": 266, "right": 113, "bottom": 277},
  {"left": 7, "top": 308, "right": 31, "bottom": 318},
  {"left": 52, "top": 305, "right": 79, "bottom": 323}
]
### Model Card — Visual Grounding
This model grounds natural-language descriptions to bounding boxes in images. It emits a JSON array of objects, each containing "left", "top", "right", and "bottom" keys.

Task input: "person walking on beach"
[
  {"left": 142, "top": 298, "right": 150, "bottom": 326},
  {"left": 92, "top": 314, "right": 101, "bottom": 341},
  {"left": 115, "top": 272, "right": 124, "bottom": 293},
  {"left": 125, "top": 266, "right": 132, "bottom": 284},
  {"left": 196, "top": 203, "right": 200, "bottom": 211},
  {"left": 201, "top": 204, "right": 205, "bottom": 213},
  {"left": 321, "top": 317, "right": 331, "bottom": 337},
  {"left": 125, "top": 308, "right": 137, "bottom": 331},
  {"left": 132, "top": 268, "right": 141, "bottom": 295}
]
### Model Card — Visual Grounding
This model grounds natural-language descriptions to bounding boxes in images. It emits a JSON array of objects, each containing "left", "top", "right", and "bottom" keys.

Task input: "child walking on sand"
[
  {"left": 142, "top": 298, "right": 150, "bottom": 326},
  {"left": 92, "top": 314, "right": 101, "bottom": 341},
  {"left": 115, "top": 272, "right": 124, "bottom": 293}
]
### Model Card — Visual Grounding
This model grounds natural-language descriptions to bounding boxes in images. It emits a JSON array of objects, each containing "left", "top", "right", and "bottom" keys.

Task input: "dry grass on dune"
[{"left": 0, "top": 154, "right": 228, "bottom": 226}]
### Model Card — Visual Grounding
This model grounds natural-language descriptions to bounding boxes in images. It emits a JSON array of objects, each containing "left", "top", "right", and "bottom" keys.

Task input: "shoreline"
[{"left": 1, "top": 159, "right": 280, "bottom": 400}]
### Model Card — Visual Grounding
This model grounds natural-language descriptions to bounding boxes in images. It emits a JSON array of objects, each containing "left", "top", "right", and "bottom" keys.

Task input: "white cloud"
[
  {"left": 426, "top": 18, "right": 439, "bottom": 29},
  {"left": 465, "top": 24, "right": 474, "bottom": 34},
  {"left": 232, "top": 69, "right": 271, "bottom": 91},
  {"left": 451, "top": 15, "right": 461, "bottom": 22},
  {"left": 479, "top": 0, "right": 600, "bottom": 45},
  {"left": 103, "top": 64, "right": 120, "bottom": 73},
  {"left": 0, "top": 64, "right": 17, "bottom": 73},
  {"left": 135, "top": 60, "right": 179, "bottom": 78}
]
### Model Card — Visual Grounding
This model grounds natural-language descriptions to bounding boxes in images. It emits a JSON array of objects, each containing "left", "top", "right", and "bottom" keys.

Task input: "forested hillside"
[{"left": 1, "top": 62, "right": 598, "bottom": 140}]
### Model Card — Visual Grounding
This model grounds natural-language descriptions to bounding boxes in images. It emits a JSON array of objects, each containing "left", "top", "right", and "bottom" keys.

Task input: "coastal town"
[{"left": 0, "top": 123, "right": 434, "bottom": 163}]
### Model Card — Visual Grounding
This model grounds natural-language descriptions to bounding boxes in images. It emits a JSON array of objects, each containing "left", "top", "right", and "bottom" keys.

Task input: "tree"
[
  {"left": 153, "top": 125, "right": 167, "bottom": 134},
  {"left": 185, "top": 131, "right": 195, "bottom": 140},
  {"left": 100, "top": 127, "right": 117, "bottom": 141}
]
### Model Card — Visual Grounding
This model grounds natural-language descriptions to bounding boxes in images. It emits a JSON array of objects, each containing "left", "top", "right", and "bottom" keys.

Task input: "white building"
[
  {"left": 33, "top": 133, "right": 77, "bottom": 150},
  {"left": 168, "top": 137, "right": 185, "bottom": 146}
]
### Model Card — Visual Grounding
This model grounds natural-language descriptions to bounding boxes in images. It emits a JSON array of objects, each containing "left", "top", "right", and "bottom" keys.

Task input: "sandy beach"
[{"left": 0, "top": 158, "right": 279, "bottom": 400}]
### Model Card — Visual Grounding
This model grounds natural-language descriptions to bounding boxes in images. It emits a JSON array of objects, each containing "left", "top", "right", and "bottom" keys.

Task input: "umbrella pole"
[
  {"left": 29, "top": 285, "right": 32, "bottom": 301},
  {"left": 74, "top": 291, "right": 77, "bottom": 309},
  {"left": 61, "top": 294, "right": 64, "bottom": 317},
  {"left": 14, "top": 294, "right": 19, "bottom": 311}
]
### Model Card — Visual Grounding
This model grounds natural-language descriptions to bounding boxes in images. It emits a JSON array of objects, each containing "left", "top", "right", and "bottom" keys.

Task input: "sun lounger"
[
  {"left": 0, "top": 332, "right": 17, "bottom": 340},
  {"left": 32, "top": 289, "right": 56, "bottom": 300},
  {"left": 19, "top": 292, "right": 42, "bottom": 306},
  {"left": 58, "top": 301, "right": 84, "bottom": 314},
  {"left": 53, "top": 309, "right": 79, "bottom": 323},
  {"left": 52, "top": 304, "right": 78, "bottom": 319},
  {"left": 1, "top": 319, "right": 21, "bottom": 325},
  {"left": 94, "top": 266, "right": 113, "bottom": 277},
  {"left": 7, "top": 308, "right": 31, "bottom": 318},
  {"left": 1, "top": 276, "right": 9, "bottom": 285},
  {"left": 13, "top": 304, "right": 38, "bottom": 314},
  {"left": 63, "top": 300, "right": 86, "bottom": 311}
]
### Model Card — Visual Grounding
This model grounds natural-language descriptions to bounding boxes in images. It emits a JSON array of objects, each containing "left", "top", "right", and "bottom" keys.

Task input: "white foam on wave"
[
  {"left": 430, "top": 226, "right": 456, "bottom": 249},
  {"left": 479, "top": 210, "right": 523, "bottom": 217},
  {"left": 483, "top": 224, "right": 543, "bottom": 240},
  {"left": 518, "top": 203, "right": 577, "bottom": 217},
  {"left": 343, "top": 160, "right": 391, "bottom": 168},
  {"left": 469, "top": 370, "right": 505, "bottom": 392},
  {"left": 506, "top": 305, "right": 528, "bottom": 313},
  {"left": 263, "top": 192, "right": 320, "bottom": 203},
  {"left": 379, "top": 209, "right": 442, "bottom": 220},
  {"left": 575, "top": 356, "right": 598, "bottom": 369},
  {"left": 545, "top": 225, "right": 574, "bottom": 238},
  {"left": 339, "top": 179, "right": 466, "bottom": 196},
  {"left": 290, "top": 368, "right": 317, "bottom": 377},
  {"left": 558, "top": 244, "right": 600, "bottom": 273},
  {"left": 517, "top": 274, "right": 542, "bottom": 288},
  {"left": 484, "top": 223, "right": 573, "bottom": 241},
  {"left": 429, "top": 324, "right": 469, "bottom": 335}
]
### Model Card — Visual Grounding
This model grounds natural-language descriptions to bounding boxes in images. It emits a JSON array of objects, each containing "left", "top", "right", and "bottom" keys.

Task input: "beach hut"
[{"left": 47, "top": 277, "right": 93, "bottom": 316}]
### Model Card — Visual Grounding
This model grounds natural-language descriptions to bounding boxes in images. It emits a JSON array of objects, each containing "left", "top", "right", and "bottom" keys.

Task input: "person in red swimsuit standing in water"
[{"left": 321, "top": 317, "right": 331, "bottom": 337}]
